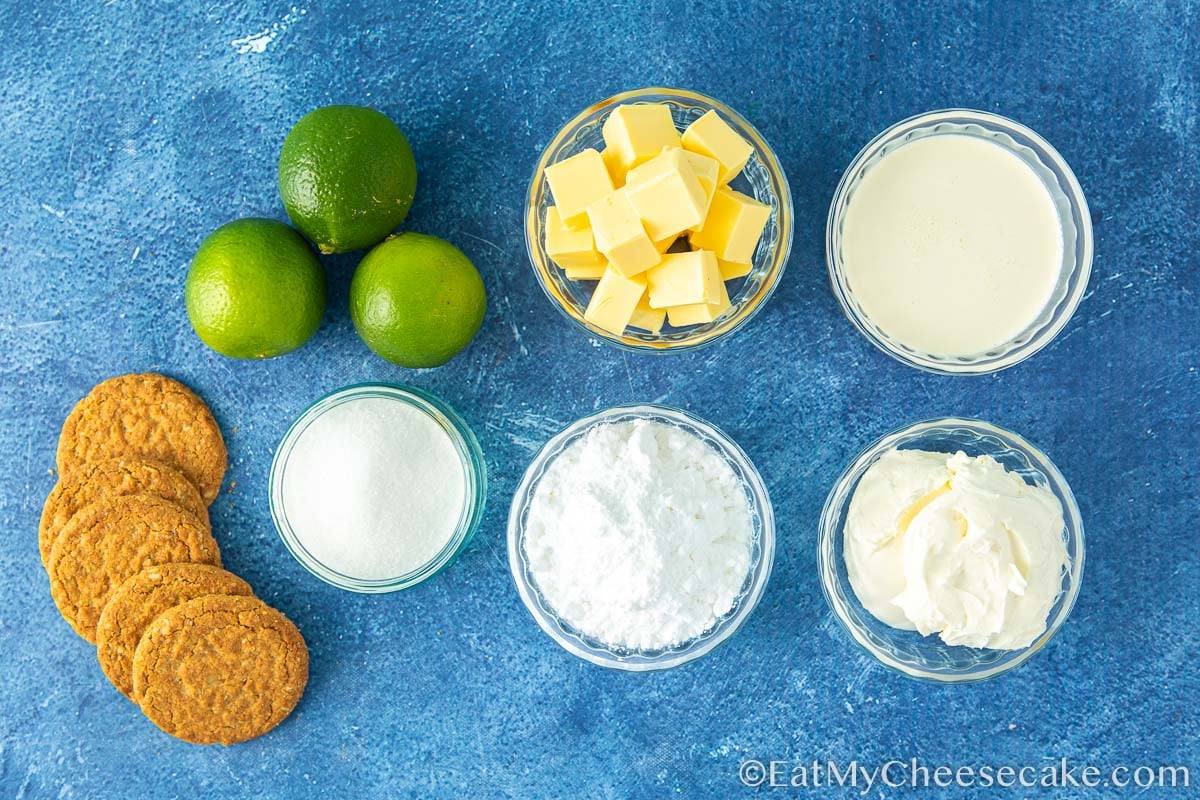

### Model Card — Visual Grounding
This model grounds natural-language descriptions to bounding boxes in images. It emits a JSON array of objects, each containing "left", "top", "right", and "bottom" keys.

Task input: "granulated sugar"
[
  {"left": 280, "top": 396, "right": 465, "bottom": 580},
  {"left": 523, "top": 418, "right": 753, "bottom": 650}
]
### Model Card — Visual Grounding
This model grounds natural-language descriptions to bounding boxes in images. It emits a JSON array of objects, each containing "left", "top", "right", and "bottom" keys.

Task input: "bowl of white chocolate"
[
  {"left": 524, "top": 87, "right": 793, "bottom": 352},
  {"left": 817, "top": 418, "right": 1085, "bottom": 683}
]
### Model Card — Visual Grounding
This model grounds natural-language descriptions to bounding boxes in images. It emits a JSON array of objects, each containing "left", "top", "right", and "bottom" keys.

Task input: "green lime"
[
  {"left": 185, "top": 218, "right": 326, "bottom": 359},
  {"left": 350, "top": 233, "right": 487, "bottom": 368},
  {"left": 278, "top": 105, "right": 417, "bottom": 254}
]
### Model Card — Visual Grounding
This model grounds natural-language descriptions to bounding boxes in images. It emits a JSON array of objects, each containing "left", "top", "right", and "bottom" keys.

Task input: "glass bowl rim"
[
  {"left": 816, "top": 416, "right": 1086, "bottom": 683},
  {"left": 825, "top": 107, "right": 1094, "bottom": 375},
  {"left": 507, "top": 402, "right": 776, "bottom": 671},
  {"left": 524, "top": 85, "right": 794, "bottom": 354},
  {"left": 269, "top": 382, "right": 488, "bottom": 594}
]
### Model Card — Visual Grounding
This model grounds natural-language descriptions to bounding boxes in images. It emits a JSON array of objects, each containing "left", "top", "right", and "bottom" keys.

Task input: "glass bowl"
[
  {"left": 269, "top": 383, "right": 487, "bottom": 593},
  {"left": 826, "top": 109, "right": 1093, "bottom": 374},
  {"left": 507, "top": 404, "right": 775, "bottom": 670},
  {"left": 817, "top": 417, "right": 1085, "bottom": 683},
  {"left": 525, "top": 87, "right": 793, "bottom": 353}
]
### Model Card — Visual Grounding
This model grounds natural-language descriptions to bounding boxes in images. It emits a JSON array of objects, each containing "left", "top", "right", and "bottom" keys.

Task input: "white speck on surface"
[
  {"left": 509, "top": 321, "right": 528, "bottom": 355},
  {"left": 456, "top": 230, "right": 506, "bottom": 256},
  {"left": 0, "top": 319, "right": 63, "bottom": 331},
  {"left": 230, "top": 7, "right": 306, "bottom": 54},
  {"left": 498, "top": 296, "right": 528, "bottom": 356},
  {"left": 1152, "top": 57, "right": 1198, "bottom": 141},
  {"left": 40, "top": 203, "right": 64, "bottom": 218},
  {"left": 231, "top": 30, "right": 275, "bottom": 54},
  {"left": 708, "top": 739, "right": 745, "bottom": 758},
  {"left": 484, "top": 408, "right": 562, "bottom": 452}
]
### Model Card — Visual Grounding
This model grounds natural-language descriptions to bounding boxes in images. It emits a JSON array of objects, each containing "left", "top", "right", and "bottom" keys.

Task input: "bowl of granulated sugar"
[
  {"left": 270, "top": 383, "right": 487, "bottom": 593},
  {"left": 507, "top": 404, "right": 775, "bottom": 670}
]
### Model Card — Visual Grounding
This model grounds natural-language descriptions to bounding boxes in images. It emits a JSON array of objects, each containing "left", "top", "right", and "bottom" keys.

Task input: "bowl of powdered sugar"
[{"left": 507, "top": 404, "right": 775, "bottom": 670}]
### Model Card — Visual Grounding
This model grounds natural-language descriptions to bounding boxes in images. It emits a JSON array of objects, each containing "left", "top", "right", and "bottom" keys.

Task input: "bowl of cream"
[
  {"left": 817, "top": 418, "right": 1084, "bottom": 683},
  {"left": 827, "top": 109, "right": 1093, "bottom": 374}
]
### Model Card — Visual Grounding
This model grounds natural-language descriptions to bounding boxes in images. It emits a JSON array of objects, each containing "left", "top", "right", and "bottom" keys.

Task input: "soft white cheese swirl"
[{"left": 844, "top": 449, "right": 1067, "bottom": 650}]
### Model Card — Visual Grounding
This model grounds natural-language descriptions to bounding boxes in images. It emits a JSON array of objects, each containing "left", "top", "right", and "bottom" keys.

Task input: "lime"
[
  {"left": 350, "top": 233, "right": 487, "bottom": 368},
  {"left": 185, "top": 218, "right": 326, "bottom": 359},
  {"left": 278, "top": 105, "right": 417, "bottom": 254}
]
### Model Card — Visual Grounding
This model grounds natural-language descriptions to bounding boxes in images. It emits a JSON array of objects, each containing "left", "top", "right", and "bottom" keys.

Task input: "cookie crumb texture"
[
  {"left": 55, "top": 373, "right": 228, "bottom": 504},
  {"left": 47, "top": 494, "right": 221, "bottom": 643},
  {"left": 39, "top": 456, "right": 209, "bottom": 567},
  {"left": 96, "top": 563, "right": 253, "bottom": 698},
  {"left": 133, "top": 595, "right": 309, "bottom": 745}
]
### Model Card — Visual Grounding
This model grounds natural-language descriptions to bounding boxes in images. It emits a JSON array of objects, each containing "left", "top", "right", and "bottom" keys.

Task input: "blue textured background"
[{"left": 2, "top": 2, "right": 1197, "bottom": 798}]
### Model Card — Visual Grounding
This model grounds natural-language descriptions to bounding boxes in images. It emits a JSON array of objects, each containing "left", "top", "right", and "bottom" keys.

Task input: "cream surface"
[
  {"left": 844, "top": 448, "right": 1067, "bottom": 650},
  {"left": 841, "top": 134, "right": 1063, "bottom": 356}
]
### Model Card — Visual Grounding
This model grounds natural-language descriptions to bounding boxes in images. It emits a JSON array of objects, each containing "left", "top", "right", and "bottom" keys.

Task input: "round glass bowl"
[
  {"left": 508, "top": 404, "right": 775, "bottom": 670},
  {"left": 269, "top": 383, "right": 487, "bottom": 593},
  {"left": 826, "top": 109, "right": 1093, "bottom": 374},
  {"left": 525, "top": 87, "right": 793, "bottom": 353},
  {"left": 818, "top": 418, "right": 1084, "bottom": 683}
]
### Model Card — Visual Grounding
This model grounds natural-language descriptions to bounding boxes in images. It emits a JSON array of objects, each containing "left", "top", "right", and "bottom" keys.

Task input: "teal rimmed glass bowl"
[{"left": 269, "top": 383, "right": 487, "bottom": 593}]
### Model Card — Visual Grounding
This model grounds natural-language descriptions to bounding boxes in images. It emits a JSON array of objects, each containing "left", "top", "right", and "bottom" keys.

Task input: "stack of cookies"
[{"left": 41, "top": 373, "right": 308, "bottom": 745}]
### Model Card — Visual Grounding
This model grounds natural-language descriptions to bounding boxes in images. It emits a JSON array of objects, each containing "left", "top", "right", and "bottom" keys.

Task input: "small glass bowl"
[
  {"left": 817, "top": 418, "right": 1084, "bottom": 683},
  {"left": 269, "top": 383, "right": 487, "bottom": 593},
  {"left": 507, "top": 404, "right": 775, "bottom": 670},
  {"left": 525, "top": 87, "right": 794, "bottom": 353},
  {"left": 826, "top": 109, "right": 1093, "bottom": 374}
]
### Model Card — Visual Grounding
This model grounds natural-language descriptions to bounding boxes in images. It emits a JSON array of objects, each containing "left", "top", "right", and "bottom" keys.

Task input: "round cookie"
[
  {"left": 56, "top": 373, "right": 227, "bottom": 504},
  {"left": 39, "top": 457, "right": 209, "bottom": 568},
  {"left": 96, "top": 563, "right": 253, "bottom": 698},
  {"left": 47, "top": 494, "right": 221, "bottom": 643},
  {"left": 133, "top": 595, "right": 308, "bottom": 745}
]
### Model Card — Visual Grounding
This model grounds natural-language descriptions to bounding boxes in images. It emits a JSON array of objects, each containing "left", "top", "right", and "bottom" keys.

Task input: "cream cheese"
[{"left": 844, "top": 449, "right": 1067, "bottom": 650}]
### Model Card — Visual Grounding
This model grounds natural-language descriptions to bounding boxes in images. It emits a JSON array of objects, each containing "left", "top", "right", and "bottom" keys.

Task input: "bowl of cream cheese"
[{"left": 817, "top": 418, "right": 1084, "bottom": 683}]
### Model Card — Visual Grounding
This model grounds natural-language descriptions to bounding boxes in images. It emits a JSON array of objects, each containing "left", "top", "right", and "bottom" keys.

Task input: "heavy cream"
[
  {"left": 841, "top": 134, "right": 1063, "bottom": 356},
  {"left": 844, "top": 449, "right": 1067, "bottom": 650}
]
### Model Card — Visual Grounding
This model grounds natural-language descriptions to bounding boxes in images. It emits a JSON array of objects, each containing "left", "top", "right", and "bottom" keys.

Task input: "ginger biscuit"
[
  {"left": 39, "top": 457, "right": 209, "bottom": 568},
  {"left": 133, "top": 595, "right": 308, "bottom": 745},
  {"left": 56, "top": 373, "right": 227, "bottom": 504},
  {"left": 96, "top": 563, "right": 253, "bottom": 699},
  {"left": 47, "top": 494, "right": 221, "bottom": 643}
]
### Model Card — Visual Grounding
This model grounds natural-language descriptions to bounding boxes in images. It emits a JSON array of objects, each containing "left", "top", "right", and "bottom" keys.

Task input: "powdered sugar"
[{"left": 523, "top": 418, "right": 753, "bottom": 650}]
